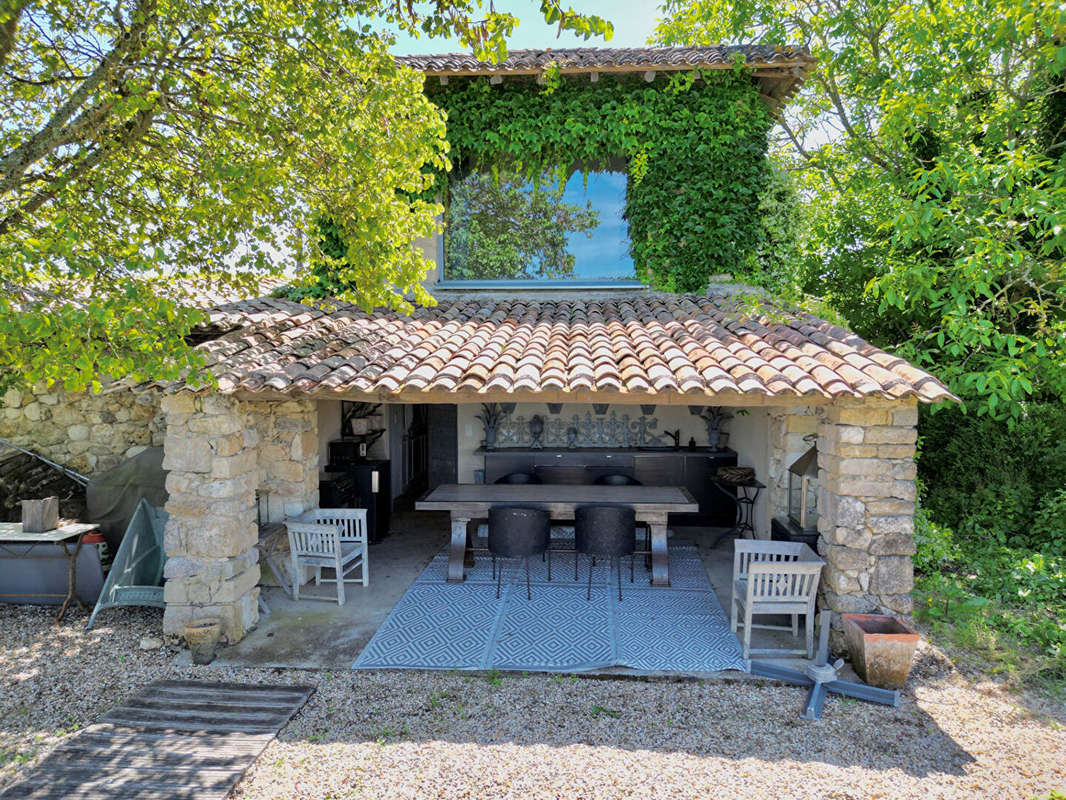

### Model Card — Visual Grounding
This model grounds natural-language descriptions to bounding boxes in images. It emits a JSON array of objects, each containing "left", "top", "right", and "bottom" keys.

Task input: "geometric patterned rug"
[{"left": 353, "top": 541, "right": 747, "bottom": 673}]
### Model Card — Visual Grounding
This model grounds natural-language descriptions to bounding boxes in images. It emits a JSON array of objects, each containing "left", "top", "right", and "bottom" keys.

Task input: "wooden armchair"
[
  {"left": 730, "top": 540, "right": 825, "bottom": 659},
  {"left": 286, "top": 508, "right": 368, "bottom": 605}
]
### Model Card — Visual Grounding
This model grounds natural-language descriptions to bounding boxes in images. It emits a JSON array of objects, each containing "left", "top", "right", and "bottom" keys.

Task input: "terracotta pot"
[
  {"left": 184, "top": 617, "right": 222, "bottom": 665},
  {"left": 842, "top": 613, "right": 919, "bottom": 689}
]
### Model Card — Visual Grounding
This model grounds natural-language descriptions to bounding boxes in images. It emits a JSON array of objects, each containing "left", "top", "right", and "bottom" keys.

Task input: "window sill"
[{"left": 433, "top": 279, "right": 646, "bottom": 291}]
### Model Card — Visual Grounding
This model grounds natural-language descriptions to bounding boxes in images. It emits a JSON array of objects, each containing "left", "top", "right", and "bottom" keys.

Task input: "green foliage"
[
  {"left": 446, "top": 170, "right": 599, "bottom": 280},
  {"left": 918, "top": 403, "right": 1066, "bottom": 551},
  {"left": 656, "top": 0, "right": 1066, "bottom": 421},
  {"left": 425, "top": 70, "right": 772, "bottom": 292},
  {"left": 0, "top": 1, "right": 611, "bottom": 391}
]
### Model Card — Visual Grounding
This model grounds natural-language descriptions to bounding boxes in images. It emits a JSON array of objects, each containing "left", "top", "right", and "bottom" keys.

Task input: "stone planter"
[
  {"left": 184, "top": 617, "right": 222, "bottom": 665},
  {"left": 842, "top": 613, "right": 919, "bottom": 688}
]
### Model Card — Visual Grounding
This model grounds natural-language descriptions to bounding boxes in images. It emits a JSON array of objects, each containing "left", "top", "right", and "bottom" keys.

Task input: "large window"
[{"left": 444, "top": 167, "right": 637, "bottom": 284}]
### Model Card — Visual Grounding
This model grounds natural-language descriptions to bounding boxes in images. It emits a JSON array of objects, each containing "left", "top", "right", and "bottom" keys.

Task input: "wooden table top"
[
  {"left": 416, "top": 483, "right": 698, "bottom": 514},
  {"left": 0, "top": 522, "right": 99, "bottom": 543}
]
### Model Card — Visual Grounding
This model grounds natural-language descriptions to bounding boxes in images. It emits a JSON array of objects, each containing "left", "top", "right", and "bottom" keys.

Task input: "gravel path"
[{"left": 1, "top": 604, "right": 1063, "bottom": 800}]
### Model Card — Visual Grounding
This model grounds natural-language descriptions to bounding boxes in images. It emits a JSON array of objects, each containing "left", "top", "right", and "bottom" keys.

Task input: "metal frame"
[{"left": 749, "top": 611, "right": 901, "bottom": 720}]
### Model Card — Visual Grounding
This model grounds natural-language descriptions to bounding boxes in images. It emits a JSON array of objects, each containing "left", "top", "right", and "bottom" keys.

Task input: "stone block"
[
  {"left": 68, "top": 424, "right": 89, "bottom": 441},
  {"left": 867, "top": 499, "right": 915, "bottom": 516},
  {"left": 834, "top": 407, "right": 891, "bottom": 427},
  {"left": 837, "top": 425, "right": 864, "bottom": 444},
  {"left": 3, "top": 388, "right": 22, "bottom": 408},
  {"left": 837, "top": 478, "right": 896, "bottom": 498},
  {"left": 161, "top": 392, "right": 198, "bottom": 415},
  {"left": 823, "top": 566, "right": 861, "bottom": 595},
  {"left": 869, "top": 533, "right": 917, "bottom": 556},
  {"left": 880, "top": 593, "right": 915, "bottom": 616},
  {"left": 864, "top": 426, "right": 918, "bottom": 445},
  {"left": 162, "top": 435, "right": 212, "bottom": 473},
  {"left": 212, "top": 433, "right": 244, "bottom": 457},
  {"left": 827, "top": 525, "right": 872, "bottom": 550},
  {"left": 892, "top": 407, "right": 919, "bottom": 427},
  {"left": 211, "top": 450, "right": 256, "bottom": 479},
  {"left": 268, "top": 459, "right": 309, "bottom": 484},
  {"left": 870, "top": 556, "right": 914, "bottom": 596},
  {"left": 188, "top": 414, "right": 242, "bottom": 436},
  {"left": 826, "top": 545, "right": 870, "bottom": 572},
  {"left": 23, "top": 402, "right": 42, "bottom": 421},
  {"left": 867, "top": 515, "right": 914, "bottom": 536},
  {"left": 821, "top": 591, "right": 875, "bottom": 614}
]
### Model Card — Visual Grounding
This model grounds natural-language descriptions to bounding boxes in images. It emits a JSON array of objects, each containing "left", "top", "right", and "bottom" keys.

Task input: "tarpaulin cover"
[{"left": 86, "top": 447, "right": 168, "bottom": 550}]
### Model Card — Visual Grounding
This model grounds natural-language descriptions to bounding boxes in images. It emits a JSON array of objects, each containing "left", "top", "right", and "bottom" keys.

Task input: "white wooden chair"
[
  {"left": 300, "top": 508, "right": 370, "bottom": 589},
  {"left": 730, "top": 540, "right": 825, "bottom": 659},
  {"left": 285, "top": 508, "right": 368, "bottom": 605}
]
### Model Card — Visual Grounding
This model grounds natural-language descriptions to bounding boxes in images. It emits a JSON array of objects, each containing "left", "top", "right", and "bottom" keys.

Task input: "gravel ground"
[{"left": 1, "top": 604, "right": 1064, "bottom": 800}]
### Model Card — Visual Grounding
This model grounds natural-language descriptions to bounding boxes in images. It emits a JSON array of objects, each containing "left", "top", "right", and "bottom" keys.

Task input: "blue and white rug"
[{"left": 353, "top": 542, "right": 746, "bottom": 673}]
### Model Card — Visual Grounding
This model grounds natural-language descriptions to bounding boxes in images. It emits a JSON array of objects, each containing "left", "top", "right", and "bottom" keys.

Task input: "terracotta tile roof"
[
  {"left": 396, "top": 45, "right": 813, "bottom": 76},
  {"left": 170, "top": 294, "right": 955, "bottom": 404}
]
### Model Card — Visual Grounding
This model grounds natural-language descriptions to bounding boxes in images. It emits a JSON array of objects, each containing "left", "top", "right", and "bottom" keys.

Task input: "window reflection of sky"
[{"left": 561, "top": 172, "right": 636, "bottom": 280}]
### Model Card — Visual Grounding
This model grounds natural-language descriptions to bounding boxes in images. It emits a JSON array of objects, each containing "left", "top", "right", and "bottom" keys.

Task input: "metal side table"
[{"left": 711, "top": 477, "right": 766, "bottom": 539}]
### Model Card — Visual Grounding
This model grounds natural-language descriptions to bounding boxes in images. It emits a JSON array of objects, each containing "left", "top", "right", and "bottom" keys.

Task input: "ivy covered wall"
[{"left": 426, "top": 70, "right": 773, "bottom": 292}]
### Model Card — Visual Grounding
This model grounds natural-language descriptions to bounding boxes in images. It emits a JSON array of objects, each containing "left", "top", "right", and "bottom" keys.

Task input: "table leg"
[
  {"left": 56, "top": 535, "right": 86, "bottom": 623},
  {"left": 648, "top": 521, "right": 670, "bottom": 587},
  {"left": 447, "top": 517, "right": 471, "bottom": 583},
  {"left": 464, "top": 519, "right": 479, "bottom": 568}
]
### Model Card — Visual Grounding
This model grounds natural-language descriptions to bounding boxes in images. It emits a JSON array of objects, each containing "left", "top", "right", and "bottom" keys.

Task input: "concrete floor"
[{"left": 204, "top": 512, "right": 816, "bottom": 674}]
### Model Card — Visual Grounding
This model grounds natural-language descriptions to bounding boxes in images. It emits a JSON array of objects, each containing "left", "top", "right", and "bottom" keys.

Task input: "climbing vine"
[{"left": 427, "top": 69, "right": 772, "bottom": 292}]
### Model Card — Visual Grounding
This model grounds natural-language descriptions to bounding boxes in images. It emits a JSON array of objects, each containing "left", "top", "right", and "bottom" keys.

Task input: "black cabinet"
[
  {"left": 323, "top": 459, "right": 392, "bottom": 543},
  {"left": 480, "top": 448, "right": 737, "bottom": 527}
]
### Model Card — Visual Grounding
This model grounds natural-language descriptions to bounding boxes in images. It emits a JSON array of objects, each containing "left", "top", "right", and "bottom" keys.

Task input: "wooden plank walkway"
[{"left": 0, "top": 680, "right": 314, "bottom": 800}]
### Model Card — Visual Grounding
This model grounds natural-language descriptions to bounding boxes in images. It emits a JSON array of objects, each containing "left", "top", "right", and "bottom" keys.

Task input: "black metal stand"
[{"left": 712, "top": 477, "right": 766, "bottom": 538}]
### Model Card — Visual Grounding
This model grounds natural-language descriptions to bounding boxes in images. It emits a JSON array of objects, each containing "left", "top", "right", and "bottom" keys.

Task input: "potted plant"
[{"left": 476, "top": 403, "right": 504, "bottom": 450}]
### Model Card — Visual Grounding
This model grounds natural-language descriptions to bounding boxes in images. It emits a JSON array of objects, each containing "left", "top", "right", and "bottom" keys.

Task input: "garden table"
[
  {"left": 0, "top": 522, "right": 100, "bottom": 621},
  {"left": 416, "top": 483, "right": 698, "bottom": 586}
]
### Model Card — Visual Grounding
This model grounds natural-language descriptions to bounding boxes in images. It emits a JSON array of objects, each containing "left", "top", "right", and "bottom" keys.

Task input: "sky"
[{"left": 383, "top": 0, "right": 664, "bottom": 55}]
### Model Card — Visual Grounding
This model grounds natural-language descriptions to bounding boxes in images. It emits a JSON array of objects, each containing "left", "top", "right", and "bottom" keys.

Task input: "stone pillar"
[
  {"left": 816, "top": 398, "right": 918, "bottom": 619},
  {"left": 160, "top": 393, "right": 260, "bottom": 642},
  {"left": 248, "top": 399, "right": 318, "bottom": 522}
]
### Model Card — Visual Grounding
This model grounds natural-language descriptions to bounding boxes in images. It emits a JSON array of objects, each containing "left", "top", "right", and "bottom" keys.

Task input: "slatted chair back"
[
  {"left": 747, "top": 560, "right": 823, "bottom": 603},
  {"left": 733, "top": 539, "right": 808, "bottom": 581},
  {"left": 305, "top": 508, "right": 368, "bottom": 546},
  {"left": 286, "top": 521, "right": 342, "bottom": 567}
]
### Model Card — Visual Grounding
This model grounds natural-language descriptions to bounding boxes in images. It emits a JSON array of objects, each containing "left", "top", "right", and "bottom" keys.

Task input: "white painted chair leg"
[
  {"left": 792, "top": 614, "right": 799, "bottom": 637},
  {"left": 743, "top": 605, "right": 753, "bottom": 659},
  {"left": 291, "top": 552, "right": 301, "bottom": 601},
  {"left": 730, "top": 595, "right": 738, "bottom": 633},
  {"left": 335, "top": 554, "right": 345, "bottom": 606}
]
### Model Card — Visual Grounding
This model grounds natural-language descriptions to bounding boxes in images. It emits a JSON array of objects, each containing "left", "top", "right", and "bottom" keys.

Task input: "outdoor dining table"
[
  {"left": 416, "top": 483, "right": 699, "bottom": 587},
  {"left": 0, "top": 522, "right": 101, "bottom": 621}
]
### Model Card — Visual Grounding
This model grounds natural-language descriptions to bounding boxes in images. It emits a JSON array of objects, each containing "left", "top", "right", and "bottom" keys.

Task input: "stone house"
[{"left": 1, "top": 46, "right": 954, "bottom": 645}]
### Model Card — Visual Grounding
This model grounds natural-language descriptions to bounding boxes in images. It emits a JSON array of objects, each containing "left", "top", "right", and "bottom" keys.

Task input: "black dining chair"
[
  {"left": 594, "top": 474, "right": 650, "bottom": 564},
  {"left": 574, "top": 505, "right": 637, "bottom": 601},
  {"left": 487, "top": 506, "right": 551, "bottom": 600},
  {"left": 494, "top": 472, "right": 542, "bottom": 485}
]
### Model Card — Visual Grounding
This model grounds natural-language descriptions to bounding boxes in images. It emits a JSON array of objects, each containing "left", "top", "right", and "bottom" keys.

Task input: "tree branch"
[{"left": 0, "top": 0, "right": 156, "bottom": 196}]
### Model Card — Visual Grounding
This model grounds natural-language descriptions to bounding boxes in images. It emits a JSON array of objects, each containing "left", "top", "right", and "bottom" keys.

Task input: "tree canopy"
[
  {"left": 0, "top": 0, "right": 611, "bottom": 391},
  {"left": 657, "top": 0, "right": 1066, "bottom": 421}
]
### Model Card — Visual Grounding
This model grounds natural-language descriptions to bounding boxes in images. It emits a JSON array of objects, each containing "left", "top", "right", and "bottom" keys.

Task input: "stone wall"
[
  {"left": 767, "top": 406, "right": 818, "bottom": 525},
  {"left": 0, "top": 385, "right": 163, "bottom": 476},
  {"left": 816, "top": 398, "right": 918, "bottom": 620},
  {"left": 247, "top": 398, "right": 319, "bottom": 523},
  {"left": 160, "top": 393, "right": 319, "bottom": 642}
]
